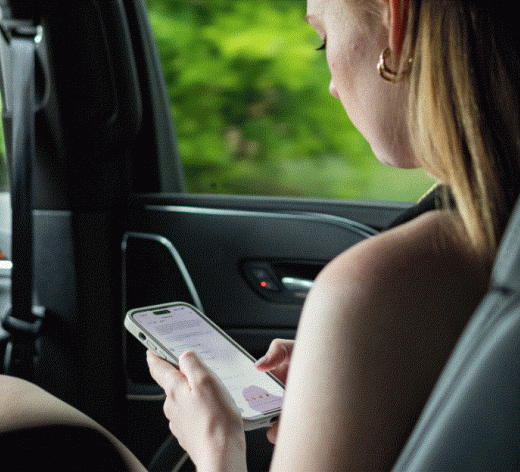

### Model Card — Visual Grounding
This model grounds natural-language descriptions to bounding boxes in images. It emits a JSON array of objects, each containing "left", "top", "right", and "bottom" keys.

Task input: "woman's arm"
[{"left": 269, "top": 211, "right": 489, "bottom": 471}]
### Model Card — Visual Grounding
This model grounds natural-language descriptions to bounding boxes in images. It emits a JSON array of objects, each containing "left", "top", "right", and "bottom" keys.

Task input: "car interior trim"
[
  {"left": 122, "top": 231, "right": 204, "bottom": 313},
  {"left": 144, "top": 204, "right": 378, "bottom": 240}
]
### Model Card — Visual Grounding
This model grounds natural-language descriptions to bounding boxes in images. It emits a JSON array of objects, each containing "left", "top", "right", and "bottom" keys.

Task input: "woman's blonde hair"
[{"left": 402, "top": 0, "right": 520, "bottom": 259}]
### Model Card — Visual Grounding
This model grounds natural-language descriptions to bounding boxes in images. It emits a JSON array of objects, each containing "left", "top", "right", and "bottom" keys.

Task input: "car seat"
[{"left": 393, "top": 197, "right": 520, "bottom": 470}]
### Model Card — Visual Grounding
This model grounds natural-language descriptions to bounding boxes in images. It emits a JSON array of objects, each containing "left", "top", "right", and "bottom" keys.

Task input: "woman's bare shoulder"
[
  {"left": 316, "top": 209, "right": 489, "bottom": 308},
  {"left": 305, "top": 209, "right": 491, "bottom": 385}
]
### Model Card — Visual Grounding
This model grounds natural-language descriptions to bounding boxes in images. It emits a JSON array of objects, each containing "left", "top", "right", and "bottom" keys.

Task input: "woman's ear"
[{"left": 385, "top": 0, "right": 409, "bottom": 56}]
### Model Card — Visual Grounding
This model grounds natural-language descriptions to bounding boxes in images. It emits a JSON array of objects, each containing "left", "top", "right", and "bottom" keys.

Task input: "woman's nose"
[{"left": 329, "top": 79, "right": 340, "bottom": 99}]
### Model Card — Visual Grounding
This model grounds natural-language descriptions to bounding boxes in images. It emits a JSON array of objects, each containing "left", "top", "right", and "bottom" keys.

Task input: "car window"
[
  {"left": 0, "top": 100, "right": 9, "bottom": 261},
  {"left": 146, "top": 0, "right": 435, "bottom": 202}
]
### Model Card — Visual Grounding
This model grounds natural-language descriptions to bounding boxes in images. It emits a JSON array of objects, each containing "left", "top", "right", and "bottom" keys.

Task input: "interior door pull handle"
[{"left": 281, "top": 277, "right": 314, "bottom": 293}]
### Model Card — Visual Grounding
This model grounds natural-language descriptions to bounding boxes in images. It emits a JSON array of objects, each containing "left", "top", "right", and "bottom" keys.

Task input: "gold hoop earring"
[
  {"left": 377, "top": 47, "right": 411, "bottom": 83},
  {"left": 378, "top": 47, "right": 398, "bottom": 82}
]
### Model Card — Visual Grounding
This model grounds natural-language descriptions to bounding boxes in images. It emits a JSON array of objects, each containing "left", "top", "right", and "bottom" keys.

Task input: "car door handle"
[
  {"left": 242, "top": 261, "right": 321, "bottom": 303},
  {"left": 281, "top": 277, "right": 314, "bottom": 293}
]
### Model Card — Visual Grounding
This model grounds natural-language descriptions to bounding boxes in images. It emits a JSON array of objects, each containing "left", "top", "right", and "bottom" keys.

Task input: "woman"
[{"left": 147, "top": 0, "right": 520, "bottom": 470}]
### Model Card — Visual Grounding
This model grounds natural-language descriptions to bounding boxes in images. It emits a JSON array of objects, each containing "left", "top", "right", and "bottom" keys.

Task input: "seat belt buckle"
[{"left": 1, "top": 305, "right": 46, "bottom": 377}]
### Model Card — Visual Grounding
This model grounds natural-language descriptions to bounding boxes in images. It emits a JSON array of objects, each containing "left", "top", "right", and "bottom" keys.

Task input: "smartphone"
[{"left": 125, "top": 302, "right": 284, "bottom": 431}]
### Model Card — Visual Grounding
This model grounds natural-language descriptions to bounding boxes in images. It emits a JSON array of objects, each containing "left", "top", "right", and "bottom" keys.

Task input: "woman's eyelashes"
[{"left": 316, "top": 39, "right": 327, "bottom": 51}]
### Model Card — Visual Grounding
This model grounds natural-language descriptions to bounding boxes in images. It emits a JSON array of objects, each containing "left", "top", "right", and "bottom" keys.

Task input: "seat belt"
[{"left": 0, "top": 21, "right": 46, "bottom": 380}]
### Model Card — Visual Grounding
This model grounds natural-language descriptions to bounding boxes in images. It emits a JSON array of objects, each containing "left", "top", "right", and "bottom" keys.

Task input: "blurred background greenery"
[
  {"left": 0, "top": 0, "right": 435, "bottom": 200},
  {"left": 146, "top": 0, "right": 435, "bottom": 201}
]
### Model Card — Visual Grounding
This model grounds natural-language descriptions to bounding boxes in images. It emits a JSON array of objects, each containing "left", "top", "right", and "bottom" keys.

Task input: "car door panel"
[
  {"left": 122, "top": 194, "right": 385, "bottom": 391},
  {"left": 125, "top": 202, "right": 374, "bottom": 319}
]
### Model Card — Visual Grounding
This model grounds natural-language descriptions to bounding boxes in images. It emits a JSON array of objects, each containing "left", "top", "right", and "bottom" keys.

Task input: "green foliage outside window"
[
  {"left": 149, "top": 0, "right": 435, "bottom": 201},
  {"left": 0, "top": 1, "right": 435, "bottom": 200}
]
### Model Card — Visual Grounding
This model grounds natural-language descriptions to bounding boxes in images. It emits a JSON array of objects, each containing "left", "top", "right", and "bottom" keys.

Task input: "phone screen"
[{"left": 130, "top": 304, "right": 284, "bottom": 420}]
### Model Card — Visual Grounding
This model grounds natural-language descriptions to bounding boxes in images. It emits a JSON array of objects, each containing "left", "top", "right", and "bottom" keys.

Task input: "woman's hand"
[
  {"left": 254, "top": 339, "right": 294, "bottom": 444},
  {"left": 147, "top": 350, "right": 247, "bottom": 472}
]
